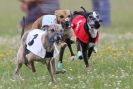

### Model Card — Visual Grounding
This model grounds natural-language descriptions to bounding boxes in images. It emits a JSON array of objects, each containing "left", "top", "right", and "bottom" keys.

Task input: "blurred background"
[
  {"left": 0, "top": 0, "right": 133, "bottom": 36},
  {"left": 0, "top": 0, "right": 133, "bottom": 89}
]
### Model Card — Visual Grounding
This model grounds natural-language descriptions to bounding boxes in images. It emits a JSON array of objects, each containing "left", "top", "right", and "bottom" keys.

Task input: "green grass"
[{"left": 0, "top": 0, "right": 133, "bottom": 89}]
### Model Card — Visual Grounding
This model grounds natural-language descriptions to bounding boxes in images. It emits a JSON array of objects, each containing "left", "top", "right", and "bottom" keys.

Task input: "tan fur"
[
  {"left": 32, "top": 16, "right": 42, "bottom": 29},
  {"left": 32, "top": 9, "right": 72, "bottom": 39},
  {"left": 14, "top": 25, "right": 61, "bottom": 83}
]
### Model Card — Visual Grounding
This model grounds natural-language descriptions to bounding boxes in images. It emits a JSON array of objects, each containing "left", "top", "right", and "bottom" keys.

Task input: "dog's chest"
[
  {"left": 26, "top": 30, "right": 47, "bottom": 58},
  {"left": 26, "top": 29, "right": 59, "bottom": 59},
  {"left": 72, "top": 15, "right": 89, "bottom": 43}
]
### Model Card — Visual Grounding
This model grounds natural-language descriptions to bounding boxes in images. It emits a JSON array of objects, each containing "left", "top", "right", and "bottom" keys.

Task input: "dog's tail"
[{"left": 21, "top": 16, "right": 25, "bottom": 38}]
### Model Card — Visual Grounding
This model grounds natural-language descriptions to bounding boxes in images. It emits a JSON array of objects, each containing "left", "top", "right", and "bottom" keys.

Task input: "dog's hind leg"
[
  {"left": 14, "top": 63, "right": 24, "bottom": 84},
  {"left": 14, "top": 43, "right": 26, "bottom": 81},
  {"left": 15, "top": 62, "right": 23, "bottom": 80},
  {"left": 26, "top": 53, "right": 36, "bottom": 72},
  {"left": 30, "top": 61, "right": 36, "bottom": 72}
]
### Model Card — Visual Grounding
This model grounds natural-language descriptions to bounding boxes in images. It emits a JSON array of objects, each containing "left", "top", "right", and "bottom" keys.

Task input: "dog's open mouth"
[{"left": 61, "top": 21, "right": 71, "bottom": 29}]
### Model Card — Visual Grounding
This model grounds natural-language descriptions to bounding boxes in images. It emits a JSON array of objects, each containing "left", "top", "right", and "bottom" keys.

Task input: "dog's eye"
[
  {"left": 89, "top": 15, "right": 93, "bottom": 18},
  {"left": 68, "top": 15, "right": 71, "bottom": 18},
  {"left": 60, "top": 15, "right": 64, "bottom": 19},
  {"left": 96, "top": 15, "right": 99, "bottom": 19},
  {"left": 51, "top": 29, "right": 55, "bottom": 32}
]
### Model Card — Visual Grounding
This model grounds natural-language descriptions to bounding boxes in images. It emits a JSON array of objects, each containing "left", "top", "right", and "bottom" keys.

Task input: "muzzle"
[
  {"left": 94, "top": 21, "right": 100, "bottom": 29},
  {"left": 61, "top": 18, "right": 71, "bottom": 29},
  {"left": 54, "top": 32, "right": 62, "bottom": 44},
  {"left": 48, "top": 31, "right": 62, "bottom": 45}
]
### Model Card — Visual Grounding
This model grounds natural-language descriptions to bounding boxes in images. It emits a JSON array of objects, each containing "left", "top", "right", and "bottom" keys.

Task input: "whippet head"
[
  {"left": 87, "top": 11, "right": 102, "bottom": 29},
  {"left": 74, "top": 7, "right": 102, "bottom": 38},
  {"left": 55, "top": 10, "right": 72, "bottom": 29},
  {"left": 43, "top": 24, "right": 63, "bottom": 44},
  {"left": 86, "top": 11, "right": 102, "bottom": 38}
]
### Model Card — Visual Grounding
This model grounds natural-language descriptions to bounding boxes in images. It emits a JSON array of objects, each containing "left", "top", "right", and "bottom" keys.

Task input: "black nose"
[
  {"left": 62, "top": 21, "right": 70, "bottom": 29},
  {"left": 55, "top": 36, "right": 62, "bottom": 44},
  {"left": 94, "top": 21, "right": 100, "bottom": 29}
]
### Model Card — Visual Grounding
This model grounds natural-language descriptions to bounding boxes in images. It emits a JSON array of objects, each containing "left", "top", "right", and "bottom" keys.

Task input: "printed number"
[
  {"left": 28, "top": 34, "right": 38, "bottom": 46},
  {"left": 76, "top": 20, "right": 82, "bottom": 31}
]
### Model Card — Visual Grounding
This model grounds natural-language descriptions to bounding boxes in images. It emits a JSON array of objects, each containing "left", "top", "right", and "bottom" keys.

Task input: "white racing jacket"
[
  {"left": 42, "top": 15, "right": 56, "bottom": 26},
  {"left": 26, "top": 29, "right": 59, "bottom": 59}
]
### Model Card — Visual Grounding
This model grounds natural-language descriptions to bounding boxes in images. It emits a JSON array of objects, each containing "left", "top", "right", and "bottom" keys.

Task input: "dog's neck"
[{"left": 42, "top": 32, "right": 54, "bottom": 52}]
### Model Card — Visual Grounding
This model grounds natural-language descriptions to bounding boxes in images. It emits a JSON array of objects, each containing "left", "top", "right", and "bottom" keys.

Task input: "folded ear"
[
  {"left": 65, "top": 9, "right": 71, "bottom": 13},
  {"left": 54, "top": 10, "right": 60, "bottom": 24},
  {"left": 55, "top": 9, "right": 71, "bottom": 15},
  {"left": 54, "top": 10, "right": 60, "bottom": 16}
]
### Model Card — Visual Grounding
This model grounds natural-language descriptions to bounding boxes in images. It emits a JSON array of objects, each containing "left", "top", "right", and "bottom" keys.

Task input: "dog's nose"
[
  {"left": 65, "top": 18, "right": 69, "bottom": 21},
  {"left": 65, "top": 21, "right": 70, "bottom": 27},
  {"left": 94, "top": 21, "right": 100, "bottom": 29},
  {"left": 55, "top": 35, "right": 62, "bottom": 44}
]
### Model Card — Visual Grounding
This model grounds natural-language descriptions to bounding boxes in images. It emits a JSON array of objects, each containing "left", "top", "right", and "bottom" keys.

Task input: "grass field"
[{"left": 0, "top": 0, "right": 133, "bottom": 89}]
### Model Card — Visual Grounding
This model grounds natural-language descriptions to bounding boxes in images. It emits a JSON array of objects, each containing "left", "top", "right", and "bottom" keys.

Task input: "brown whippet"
[{"left": 14, "top": 24, "right": 62, "bottom": 83}]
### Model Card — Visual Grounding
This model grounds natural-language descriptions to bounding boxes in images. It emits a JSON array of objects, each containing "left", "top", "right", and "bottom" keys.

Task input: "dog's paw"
[
  {"left": 48, "top": 80, "right": 57, "bottom": 86},
  {"left": 70, "top": 56, "right": 76, "bottom": 61},
  {"left": 14, "top": 74, "right": 24, "bottom": 84},
  {"left": 52, "top": 79, "right": 57, "bottom": 84},
  {"left": 93, "top": 46, "right": 98, "bottom": 53},
  {"left": 56, "top": 69, "right": 66, "bottom": 74},
  {"left": 77, "top": 51, "right": 83, "bottom": 60},
  {"left": 56, "top": 62, "right": 63, "bottom": 71},
  {"left": 56, "top": 63, "right": 66, "bottom": 74}
]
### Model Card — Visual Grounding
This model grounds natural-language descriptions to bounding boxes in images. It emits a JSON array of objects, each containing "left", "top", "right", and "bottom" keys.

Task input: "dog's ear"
[
  {"left": 54, "top": 10, "right": 59, "bottom": 16},
  {"left": 65, "top": 9, "right": 71, "bottom": 13},
  {"left": 55, "top": 10, "right": 60, "bottom": 24}
]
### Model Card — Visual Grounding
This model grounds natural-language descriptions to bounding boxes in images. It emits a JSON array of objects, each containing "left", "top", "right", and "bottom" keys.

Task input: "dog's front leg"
[
  {"left": 30, "top": 61, "right": 36, "bottom": 72},
  {"left": 81, "top": 43, "right": 89, "bottom": 67},
  {"left": 76, "top": 40, "right": 83, "bottom": 59},
  {"left": 88, "top": 47, "right": 94, "bottom": 58},
  {"left": 59, "top": 43, "right": 67, "bottom": 63},
  {"left": 65, "top": 38, "right": 75, "bottom": 60},
  {"left": 46, "top": 59, "right": 56, "bottom": 82},
  {"left": 56, "top": 43, "right": 67, "bottom": 72},
  {"left": 65, "top": 38, "right": 75, "bottom": 56}
]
